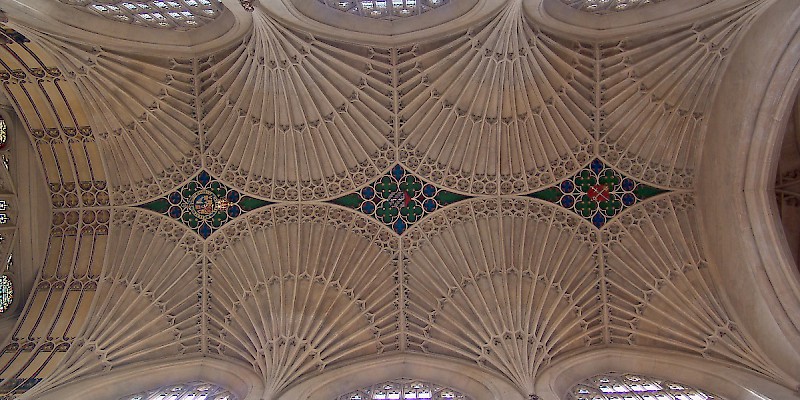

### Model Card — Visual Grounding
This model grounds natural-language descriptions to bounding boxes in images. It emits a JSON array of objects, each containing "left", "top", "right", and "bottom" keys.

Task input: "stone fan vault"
[{"left": 0, "top": 0, "right": 797, "bottom": 399}]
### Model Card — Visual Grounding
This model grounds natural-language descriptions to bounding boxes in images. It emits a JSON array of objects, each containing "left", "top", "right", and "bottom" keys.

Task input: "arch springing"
[
  {"left": 120, "top": 382, "right": 236, "bottom": 400},
  {"left": 337, "top": 380, "right": 468, "bottom": 400},
  {"left": 568, "top": 373, "right": 719, "bottom": 400}
]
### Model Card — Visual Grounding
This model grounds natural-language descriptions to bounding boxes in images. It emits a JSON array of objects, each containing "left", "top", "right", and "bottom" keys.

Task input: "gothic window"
[
  {"left": 569, "top": 373, "right": 719, "bottom": 400},
  {"left": 0, "top": 272, "right": 11, "bottom": 313},
  {"left": 317, "top": 0, "right": 449, "bottom": 20},
  {"left": 561, "top": 0, "right": 664, "bottom": 14},
  {"left": 0, "top": 118, "right": 7, "bottom": 150},
  {"left": 337, "top": 380, "right": 468, "bottom": 400},
  {"left": 120, "top": 382, "right": 236, "bottom": 400},
  {"left": 57, "top": 0, "right": 224, "bottom": 30}
]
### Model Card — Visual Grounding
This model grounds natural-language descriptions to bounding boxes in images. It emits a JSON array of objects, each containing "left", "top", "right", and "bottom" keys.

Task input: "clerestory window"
[
  {"left": 569, "top": 373, "right": 720, "bottom": 400},
  {"left": 560, "top": 0, "right": 665, "bottom": 14},
  {"left": 316, "top": 0, "right": 450, "bottom": 20},
  {"left": 337, "top": 380, "right": 468, "bottom": 400},
  {"left": 57, "top": 0, "right": 224, "bottom": 30},
  {"left": 120, "top": 382, "right": 236, "bottom": 400}
]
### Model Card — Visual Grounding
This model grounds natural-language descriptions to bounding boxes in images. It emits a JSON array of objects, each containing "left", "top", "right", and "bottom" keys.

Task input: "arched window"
[
  {"left": 120, "top": 381, "right": 236, "bottom": 400},
  {"left": 57, "top": 0, "right": 224, "bottom": 30},
  {"left": 317, "top": 0, "right": 450, "bottom": 20},
  {"left": 0, "top": 273, "right": 11, "bottom": 313},
  {"left": 560, "top": 0, "right": 665, "bottom": 14},
  {"left": 337, "top": 380, "right": 468, "bottom": 400},
  {"left": 569, "top": 373, "right": 719, "bottom": 400}
]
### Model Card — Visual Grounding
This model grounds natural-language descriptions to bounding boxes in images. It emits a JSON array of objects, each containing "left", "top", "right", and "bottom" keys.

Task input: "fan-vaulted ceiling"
[{"left": 0, "top": 0, "right": 798, "bottom": 399}]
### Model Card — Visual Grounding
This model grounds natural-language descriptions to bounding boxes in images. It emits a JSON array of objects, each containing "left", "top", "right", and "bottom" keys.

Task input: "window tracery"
[
  {"left": 120, "top": 382, "right": 236, "bottom": 400},
  {"left": 57, "top": 0, "right": 224, "bottom": 30},
  {"left": 560, "top": 0, "right": 664, "bottom": 14},
  {"left": 568, "top": 373, "right": 719, "bottom": 400},
  {"left": 317, "top": 0, "right": 450, "bottom": 20},
  {"left": 337, "top": 380, "right": 468, "bottom": 400}
]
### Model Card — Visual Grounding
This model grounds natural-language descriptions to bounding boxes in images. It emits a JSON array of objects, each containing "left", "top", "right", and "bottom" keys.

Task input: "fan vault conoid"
[{"left": 0, "top": 0, "right": 797, "bottom": 399}]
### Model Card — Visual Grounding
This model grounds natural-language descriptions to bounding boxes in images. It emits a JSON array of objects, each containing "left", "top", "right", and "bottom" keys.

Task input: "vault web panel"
[{"left": 139, "top": 171, "right": 272, "bottom": 238}]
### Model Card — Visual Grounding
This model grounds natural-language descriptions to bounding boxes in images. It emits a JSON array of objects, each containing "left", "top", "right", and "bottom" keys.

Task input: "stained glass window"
[
  {"left": 0, "top": 275, "right": 12, "bottom": 313},
  {"left": 139, "top": 170, "right": 272, "bottom": 239},
  {"left": 58, "top": 0, "right": 224, "bottom": 30},
  {"left": 529, "top": 159, "right": 666, "bottom": 228},
  {"left": 337, "top": 380, "right": 468, "bottom": 400},
  {"left": 120, "top": 382, "right": 236, "bottom": 400},
  {"left": 568, "top": 373, "right": 720, "bottom": 400},
  {"left": 317, "top": 0, "right": 449, "bottom": 20},
  {"left": 329, "top": 165, "right": 469, "bottom": 235},
  {"left": 561, "top": 0, "right": 664, "bottom": 14}
]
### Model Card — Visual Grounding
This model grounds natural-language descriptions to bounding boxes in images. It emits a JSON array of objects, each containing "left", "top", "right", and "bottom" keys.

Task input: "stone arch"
[{"left": 698, "top": 0, "right": 800, "bottom": 385}]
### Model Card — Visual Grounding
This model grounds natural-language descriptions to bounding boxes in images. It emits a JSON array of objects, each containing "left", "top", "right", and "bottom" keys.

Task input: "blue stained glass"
[
  {"left": 391, "top": 165, "right": 404, "bottom": 180},
  {"left": 362, "top": 201, "right": 376, "bottom": 213},
  {"left": 168, "top": 206, "right": 181, "bottom": 218},
  {"left": 591, "top": 159, "right": 604, "bottom": 173},
  {"left": 560, "top": 180, "right": 575, "bottom": 193},
  {"left": 621, "top": 178, "right": 635, "bottom": 191},
  {"left": 228, "top": 205, "right": 242, "bottom": 217},
  {"left": 561, "top": 195, "right": 575, "bottom": 208},
  {"left": 592, "top": 213, "right": 605, "bottom": 228},
  {"left": 227, "top": 190, "right": 240, "bottom": 202},
  {"left": 393, "top": 219, "right": 407, "bottom": 234},
  {"left": 362, "top": 186, "right": 375, "bottom": 199},
  {"left": 169, "top": 192, "right": 182, "bottom": 204},
  {"left": 423, "top": 184, "right": 436, "bottom": 197},
  {"left": 198, "top": 171, "right": 211, "bottom": 185},
  {"left": 622, "top": 193, "right": 636, "bottom": 206},
  {"left": 199, "top": 223, "right": 212, "bottom": 237}
]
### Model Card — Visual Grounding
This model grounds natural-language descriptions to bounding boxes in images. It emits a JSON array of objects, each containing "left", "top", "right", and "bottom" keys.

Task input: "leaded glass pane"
[
  {"left": 120, "top": 382, "right": 236, "bottom": 400},
  {"left": 568, "top": 373, "right": 720, "bottom": 400},
  {"left": 337, "top": 380, "right": 468, "bottom": 400},
  {"left": 58, "top": 0, "right": 223, "bottom": 30},
  {"left": 317, "top": 0, "right": 449, "bottom": 20}
]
